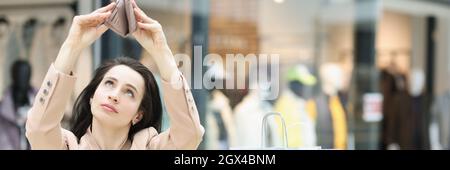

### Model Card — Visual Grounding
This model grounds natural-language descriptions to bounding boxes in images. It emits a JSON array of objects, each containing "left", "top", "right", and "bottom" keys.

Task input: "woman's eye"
[
  {"left": 126, "top": 90, "right": 134, "bottom": 98},
  {"left": 105, "top": 80, "right": 113, "bottom": 87}
]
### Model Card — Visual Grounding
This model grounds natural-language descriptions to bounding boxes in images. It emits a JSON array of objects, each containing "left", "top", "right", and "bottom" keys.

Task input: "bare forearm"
[
  {"left": 151, "top": 47, "right": 179, "bottom": 81},
  {"left": 54, "top": 40, "right": 83, "bottom": 75}
]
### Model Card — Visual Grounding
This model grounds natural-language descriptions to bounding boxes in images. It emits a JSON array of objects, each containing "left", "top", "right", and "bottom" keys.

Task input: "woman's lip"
[{"left": 101, "top": 104, "right": 118, "bottom": 113}]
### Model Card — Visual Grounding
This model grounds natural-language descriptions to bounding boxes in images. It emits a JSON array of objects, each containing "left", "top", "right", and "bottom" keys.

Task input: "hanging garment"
[
  {"left": 329, "top": 95, "right": 348, "bottom": 149},
  {"left": 315, "top": 94, "right": 348, "bottom": 150},
  {"left": 205, "top": 90, "right": 237, "bottom": 149},
  {"left": 315, "top": 94, "right": 334, "bottom": 149},
  {"left": 391, "top": 90, "right": 415, "bottom": 150},
  {"left": 0, "top": 87, "right": 37, "bottom": 150},
  {"left": 274, "top": 89, "right": 317, "bottom": 148},
  {"left": 0, "top": 19, "right": 11, "bottom": 97},
  {"left": 380, "top": 69, "right": 399, "bottom": 149},
  {"left": 233, "top": 90, "right": 281, "bottom": 149},
  {"left": 22, "top": 18, "right": 38, "bottom": 59},
  {"left": 410, "top": 95, "right": 429, "bottom": 150},
  {"left": 379, "top": 70, "right": 429, "bottom": 150},
  {"left": 1, "top": 21, "right": 23, "bottom": 97},
  {"left": 206, "top": 111, "right": 222, "bottom": 149},
  {"left": 306, "top": 99, "right": 318, "bottom": 122},
  {"left": 430, "top": 91, "right": 450, "bottom": 149}
]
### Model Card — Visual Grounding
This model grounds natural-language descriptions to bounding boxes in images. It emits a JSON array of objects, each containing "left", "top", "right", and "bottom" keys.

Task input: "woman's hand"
[
  {"left": 131, "top": 0, "right": 169, "bottom": 55},
  {"left": 131, "top": 0, "right": 178, "bottom": 81},
  {"left": 65, "top": 2, "right": 116, "bottom": 50},
  {"left": 55, "top": 2, "right": 115, "bottom": 75}
]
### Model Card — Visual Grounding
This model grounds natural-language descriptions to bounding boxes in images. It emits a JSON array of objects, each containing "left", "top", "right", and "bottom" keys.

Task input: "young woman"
[{"left": 25, "top": 1, "right": 204, "bottom": 150}]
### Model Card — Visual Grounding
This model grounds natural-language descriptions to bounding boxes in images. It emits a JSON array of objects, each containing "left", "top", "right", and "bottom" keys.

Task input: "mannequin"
[
  {"left": 319, "top": 64, "right": 344, "bottom": 96},
  {"left": 0, "top": 60, "right": 37, "bottom": 149},
  {"left": 315, "top": 63, "right": 347, "bottom": 150},
  {"left": 275, "top": 65, "right": 317, "bottom": 148},
  {"left": 431, "top": 86, "right": 450, "bottom": 150},
  {"left": 205, "top": 64, "right": 237, "bottom": 150},
  {"left": 430, "top": 62, "right": 450, "bottom": 149},
  {"left": 407, "top": 69, "right": 428, "bottom": 149},
  {"left": 233, "top": 64, "right": 281, "bottom": 149},
  {"left": 207, "top": 89, "right": 237, "bottom": 149},
  {"left": 379, "top": 68, "right": 408, "bottom": 150},
  {"left": 22, "top": 18, "right": 37, "bottom": 59},
  {"left": 380, "top": 68, "right": 428, "bottom": 150}
]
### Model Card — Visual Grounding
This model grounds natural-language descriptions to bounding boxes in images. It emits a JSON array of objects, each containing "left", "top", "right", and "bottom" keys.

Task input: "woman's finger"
[
  {"left": 96, "top": 24, "right": 109, "bottom": 36},
  {"left": 133, "top": 7, "right": 149, "bottom": 22},
  {"left": 131, "top": 0, "right": 138, "bottom": 9},
  {"left": 92, "top": 12, "right": 112, "bottom": 25},
  {"left": 133, "top": 8, "right": 155, "bottom": 24},
  {"left": 137, "top": 22, "right": 162, "bottom": 32},
  {"left": 75, "top": 15, "right": 93, "bottom": 26},
  {"left": 133, "top": 7, "right": 143, "bottom": 22},
  {"left": 132, "top": 0, "right": 159, "bottom": 24},
  {"left": 94, "top": 2, "right": 116, "bottom": 14},
  {"left": 78, "top": 12, "right": 111, "bottom": 26}
]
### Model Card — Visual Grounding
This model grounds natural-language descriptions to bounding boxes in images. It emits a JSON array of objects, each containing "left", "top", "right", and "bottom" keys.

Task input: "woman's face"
[{"left": 91, "top": 65, "right": 146, "bottom": 128}]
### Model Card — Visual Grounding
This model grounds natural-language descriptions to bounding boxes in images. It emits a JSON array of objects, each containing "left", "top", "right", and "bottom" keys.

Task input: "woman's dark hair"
[{"left": 71, "top": 57, "right": 162, "bottom": 141}]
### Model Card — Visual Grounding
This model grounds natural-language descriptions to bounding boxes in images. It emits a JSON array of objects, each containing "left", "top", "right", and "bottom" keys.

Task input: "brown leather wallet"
[{"left": 104, "top": 0, "right": 137, "bottom": 37}]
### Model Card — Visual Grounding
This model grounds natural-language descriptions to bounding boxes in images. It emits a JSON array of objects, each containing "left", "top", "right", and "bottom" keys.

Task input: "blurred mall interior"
[{"left": 1, "top": 0, "right": 450, "bottom": 150}]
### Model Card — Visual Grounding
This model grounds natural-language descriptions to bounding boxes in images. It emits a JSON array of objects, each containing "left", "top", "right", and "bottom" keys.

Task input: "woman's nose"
[{"left": 108, "top": 94, "right": 119, "bottom": 103}]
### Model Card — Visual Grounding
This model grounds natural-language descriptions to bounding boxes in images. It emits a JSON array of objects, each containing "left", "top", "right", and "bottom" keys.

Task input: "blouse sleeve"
[{"left": 25, "top": 63, "right": 76, "bottom": 149}]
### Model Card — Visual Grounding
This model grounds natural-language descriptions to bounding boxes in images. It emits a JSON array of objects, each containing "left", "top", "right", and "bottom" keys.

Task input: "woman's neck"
[{"left": 91, "top": 118, "right": 130, "bottom": 150}]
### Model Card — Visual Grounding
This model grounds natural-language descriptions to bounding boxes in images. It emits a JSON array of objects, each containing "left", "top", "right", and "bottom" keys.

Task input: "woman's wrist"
[
  {"left": 152, "top": 47, "right": 178, "bottom": 81},
  {"left": 54, "top": 40, "right": 83, "bottom": 75},
  {"left": 148, "top": 45, "right": 173, "bottom": 64},
  {"left": 63, "top": 38, "right": 84, "bottom": 53},
  {"left": 158, "top": 60, "right": 178, "bottom": 82}
]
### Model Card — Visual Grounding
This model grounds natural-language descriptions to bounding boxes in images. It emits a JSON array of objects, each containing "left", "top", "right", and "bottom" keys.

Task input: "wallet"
[{"left": 104, "top": 0, "right": 137, "bottom": 37}]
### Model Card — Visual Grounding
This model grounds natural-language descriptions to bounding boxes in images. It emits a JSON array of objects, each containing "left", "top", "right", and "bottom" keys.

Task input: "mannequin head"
[
  {"left": 286, "top": 65, "right": 316, "bottom": 98},
  {"left": 11, "top": 60, "right": 32, "bottom": 91},
  {"left": 319, "top": 63, "right": 344, "bottom": 96},
  {"left": 11, "top": 60, "right": 32, "bottom": 108}
]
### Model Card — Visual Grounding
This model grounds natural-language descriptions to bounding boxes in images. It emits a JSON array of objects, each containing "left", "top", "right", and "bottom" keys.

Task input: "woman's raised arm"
[
  {"left": 25, "top": 3, "right": 115, "bottom": 149},
  {"left": 130, "top": 0, "right": 204, "bottom": 149},
  {"left": 55, "top": 2, "right": 115, "bottom": 74}
]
